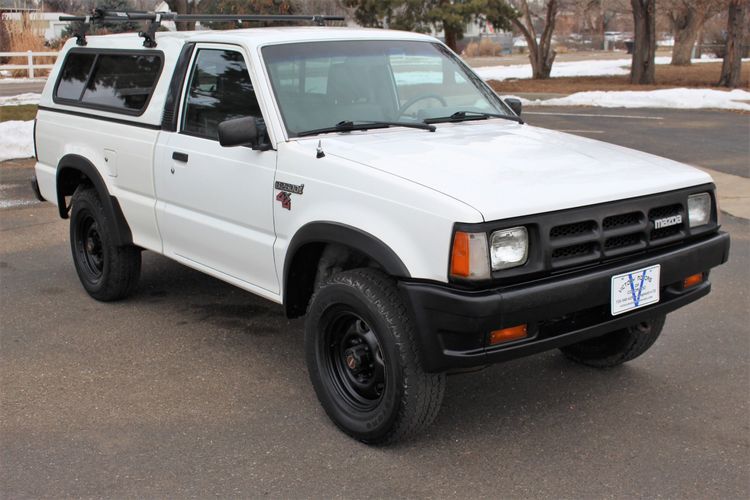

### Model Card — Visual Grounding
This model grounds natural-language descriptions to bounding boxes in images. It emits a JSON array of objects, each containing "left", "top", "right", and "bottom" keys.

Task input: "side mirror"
[
  {"left": 218, "top": 116, "right": 259, "bottom": 147},
  {"left": 505, "top": 98, "right": 522, "bottom": 116}
]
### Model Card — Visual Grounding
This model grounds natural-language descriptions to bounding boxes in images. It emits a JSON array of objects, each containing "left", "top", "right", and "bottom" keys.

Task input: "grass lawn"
[
  {"left": 0, "top": 104, "right": 38, "bottom": 122},
  {"left": 488, "top": 61, "right": 750, "bottom": 94}
]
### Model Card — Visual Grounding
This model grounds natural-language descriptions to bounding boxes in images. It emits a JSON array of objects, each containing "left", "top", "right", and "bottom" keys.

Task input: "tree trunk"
[
  {"left": 165, "top": 0, "right": 195, "bottom": 31},
  {"left": 718, "top": 0, "right": 748, "bottom": 88},
  {"left": 531, "top": 47, "right": 556, "bottom": 79},
  {"left": 444, "top": 25, "right": 458, "bottom": 53},
  {"left": 671, "top": 10, "right": 702, "bottom": 65},
  {"left": 695, "top": 27, "right": 704, "bottom": 59},
  {"left": 512, "top": 0, "right": 558, "bottom": 80},
  {"left": 630, "top": 0, "right": 656, "bottom": 84}
]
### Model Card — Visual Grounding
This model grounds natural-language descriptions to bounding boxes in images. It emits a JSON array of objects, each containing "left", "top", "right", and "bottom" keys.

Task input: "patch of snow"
[
  {"left": 0, "top": 198, "right": 37, "bottom": 209},
  {"left": 0, "top": 120, "right": 34, "bottom": 162},
  {"left": 513, "top": 88, "right": 750, "bottom": 111},
  {"left": 475, "top": 56, "right": 746, "bottom": 81},
  {"left": 0, "top": 93, "right": 41, "bottom": 106}
]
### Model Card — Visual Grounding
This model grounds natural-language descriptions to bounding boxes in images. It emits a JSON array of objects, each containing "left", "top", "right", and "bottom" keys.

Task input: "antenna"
[{"left": 60, "top": 9, "right": 346, "bottom": 47}]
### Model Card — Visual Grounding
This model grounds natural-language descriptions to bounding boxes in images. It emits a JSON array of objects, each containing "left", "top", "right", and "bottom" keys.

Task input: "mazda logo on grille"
[{"left": 653, "top": 214, "right": 682, "bottom": 229}]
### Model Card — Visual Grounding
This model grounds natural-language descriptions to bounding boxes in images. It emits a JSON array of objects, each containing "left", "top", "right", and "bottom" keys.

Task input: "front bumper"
[{"left": 400, "top": 231, "right": 730, "bottom": 373}]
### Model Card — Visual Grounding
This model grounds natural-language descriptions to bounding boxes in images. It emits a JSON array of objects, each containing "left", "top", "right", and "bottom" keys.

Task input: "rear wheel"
[
  {"left": 305, "top": 269, "right": 445, "bottom": 444},
  {"left": 560, "top": 315, "right": 666, "bottom": 368},
  {"left": 70, "top": 186, "right": 141, "bottom": 301}
]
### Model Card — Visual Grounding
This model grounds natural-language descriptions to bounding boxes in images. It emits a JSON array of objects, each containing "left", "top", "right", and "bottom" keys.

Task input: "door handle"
[{"left": 172, "top": 151, "right": 189, "bottom": 163}]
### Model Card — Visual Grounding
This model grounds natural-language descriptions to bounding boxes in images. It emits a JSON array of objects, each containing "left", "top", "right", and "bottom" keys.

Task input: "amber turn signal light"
[
  {"left": 683, "top": 273, "right": 704, "bottom": 289},
  {"left": 489, "top": 324, "right": 528, "bottom": 345},
  {"left": 450, "top": 231, "right": 470, "bottom": 277}
]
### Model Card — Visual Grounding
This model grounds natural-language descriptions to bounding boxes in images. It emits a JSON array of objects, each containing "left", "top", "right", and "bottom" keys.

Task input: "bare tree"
[
  {"left": 511, "top": 0, "right": 559, "bottom": 79},
  {"left": 630, "top": 0, "right": 656, "bottom": 84},
  {"left": 664, "top": 0, "right": 726, "bottom": 65},
  {"left": 718, "top": 0, "right": 748, "bottom": 88},
  {"left": 165, "top": 0, "right": 196, "bottom": 31}
]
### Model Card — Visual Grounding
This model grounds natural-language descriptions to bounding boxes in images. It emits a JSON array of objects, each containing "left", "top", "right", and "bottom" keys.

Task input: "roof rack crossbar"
[
  {"left": 59, "top": 10, "right": 345, "bottom": 24},
  {"left": 60, "top": 10, "right": 345, "bottom": 46}
]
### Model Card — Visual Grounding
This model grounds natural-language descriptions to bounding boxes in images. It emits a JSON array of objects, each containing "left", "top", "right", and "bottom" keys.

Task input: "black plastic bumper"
[{"left": 399, "top": 231, "right": 730, "bottom": 373}]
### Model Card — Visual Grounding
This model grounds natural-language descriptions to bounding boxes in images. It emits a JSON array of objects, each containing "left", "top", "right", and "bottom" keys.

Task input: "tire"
[
  {"left": 560, "top": 315, "right": 666, "bottom": 368},
  {"left": 69, "top": 186, "right": 141, "bottom": 301},
  {"left": 305, "top": 268, "right": 445, "bottom": 444}
]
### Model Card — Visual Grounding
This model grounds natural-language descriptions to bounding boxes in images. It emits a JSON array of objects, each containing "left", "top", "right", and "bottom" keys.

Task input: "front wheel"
[
  {"left": 305, "top": 269, "right": 445, "bottom": 444},
  {"left": 560, "top": 315, "right": 666, "bottom": 368}
]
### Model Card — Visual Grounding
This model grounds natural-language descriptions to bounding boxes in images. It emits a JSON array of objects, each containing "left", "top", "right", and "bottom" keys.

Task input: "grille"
[
  {"left": 648, "top": 203, "right": 685, "bottom": 242},
  {"left": 649, "top": 204, "right": 682, "bottom": 220},
  {"left": 651, "top": 225, "right": 682, "bottom": 240},
  {"left": 550, "top": 220, "right": 596, "bottom": 239},
  {"left": 603, "top": 212, "right": 641, "bottom": 230},
  {"left": 551, "top": 242, "right": 597, "bottom": 261},
  {"left": 604, "top": 233, "right": 642, "bottom": 250},
  {"left": 547, "top": 199, "right": 690, "bottom": 269}
]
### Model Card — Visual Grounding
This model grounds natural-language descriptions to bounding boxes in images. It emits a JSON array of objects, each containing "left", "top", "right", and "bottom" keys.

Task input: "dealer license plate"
[{"left": 611, "top": 264, "right": 660, "bottom": 316}]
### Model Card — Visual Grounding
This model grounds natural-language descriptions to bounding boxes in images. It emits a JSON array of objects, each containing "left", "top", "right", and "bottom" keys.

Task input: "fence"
[{"left": 0, "top": 51, "right": 59, "bottom": 78}]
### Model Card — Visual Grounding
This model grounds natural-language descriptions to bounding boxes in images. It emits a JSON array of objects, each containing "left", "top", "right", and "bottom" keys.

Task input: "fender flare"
[
  {"left": 56, "top": 154, "right": 133, "bottom": 246},
  {"left": 283, "top": 222, "right": 411, "bottom": 309}
]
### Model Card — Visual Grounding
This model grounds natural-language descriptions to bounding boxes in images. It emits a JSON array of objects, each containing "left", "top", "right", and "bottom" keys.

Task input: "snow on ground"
[
  {"left": 0, "top": 120, "right": 34, "bottom": 163},
  {"left": 503, "top": 88, "right": 750, "bottom": 111},
  {"left": 0, "top": 93, "right": 41, "bottom": 106},
  {"left": 474, "top": 56, "right": 738, "bottom": 81},
  {"left": 538, "top": 88, "right": 750, "bottom": 111}
]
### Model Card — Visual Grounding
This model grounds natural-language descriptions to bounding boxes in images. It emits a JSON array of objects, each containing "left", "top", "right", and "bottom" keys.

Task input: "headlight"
[
  {"left": 687, "top": 192, "right": 711, "bottom": 228},
  {"left": 490, "top": 226, "right": 528, "bottom": 270}
]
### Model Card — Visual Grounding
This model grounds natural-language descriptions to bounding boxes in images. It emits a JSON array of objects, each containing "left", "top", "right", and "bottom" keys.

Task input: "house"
[{"left": 1, "top": 1, "right": 72, "bottom": 42}]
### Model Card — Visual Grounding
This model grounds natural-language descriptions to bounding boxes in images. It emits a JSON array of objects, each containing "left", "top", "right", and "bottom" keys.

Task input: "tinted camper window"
[
  {"left": 54, "top": 50, "right": 163, "bottom": 115},
  {"left": 55, "top": 52, "right": 96, "bottom": 100}
]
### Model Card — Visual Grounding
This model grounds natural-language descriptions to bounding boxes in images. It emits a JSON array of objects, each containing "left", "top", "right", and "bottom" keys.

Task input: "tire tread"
[
  {"left": 306, "top": 268, "right": 445, "bottom": 444},
  {"left": 70, "top": 187, "right": 140, "bottom": 301}
]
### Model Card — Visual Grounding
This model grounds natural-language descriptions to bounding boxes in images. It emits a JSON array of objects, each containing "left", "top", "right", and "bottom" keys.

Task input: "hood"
[{"left": 307, "top": 120, "right": 712, "bottom": 221}]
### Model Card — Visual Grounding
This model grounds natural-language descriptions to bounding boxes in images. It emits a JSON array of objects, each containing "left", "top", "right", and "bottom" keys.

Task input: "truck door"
[{"left": 154, "top": 44, "right": 279, "bottom": 295}]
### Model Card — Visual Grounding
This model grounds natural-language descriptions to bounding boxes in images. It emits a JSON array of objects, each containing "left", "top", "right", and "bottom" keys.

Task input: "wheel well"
[
  {"left": 284, "top": 242, "right": 384, "bottom": 318},
  {"left": 57, "top": 166, "right": 93, "bottom": 216},
  {"left": 55, "top": 154, "right": 133, "bottom": 246}
]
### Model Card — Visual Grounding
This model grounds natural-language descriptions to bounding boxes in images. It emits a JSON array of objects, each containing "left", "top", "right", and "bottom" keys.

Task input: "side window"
[
  {"left": 54, "top": 51, "right": 162, "bottom": 114},
  {"left": 56, "top": 52, "right": 96, "bottom": 100},
  {"left": 182, "top": 49, "right": 264, "bottom": 141},
  {"left": 81, "top": 54, "right": 162, "bottom": 111}
]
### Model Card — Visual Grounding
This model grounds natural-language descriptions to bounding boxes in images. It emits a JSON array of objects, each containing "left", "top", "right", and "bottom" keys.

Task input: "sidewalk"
[{"left": 700, "top": 167, "right": 750, "bottom": 221}]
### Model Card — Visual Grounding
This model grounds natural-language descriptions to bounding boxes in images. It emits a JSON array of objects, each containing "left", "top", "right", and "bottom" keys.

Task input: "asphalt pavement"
[
  {"left": 523, "top": 106, "right": 750, "bottom": 179},
  {"left": 0, "top": 80, "right": 46, "bottom": 97},
  {"left": 1, "top": 108, "right": 749, "bottom": 498}
]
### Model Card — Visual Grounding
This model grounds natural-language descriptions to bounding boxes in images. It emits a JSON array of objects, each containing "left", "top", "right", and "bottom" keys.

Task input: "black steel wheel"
[
  {"left": 323, "top": 309, "right": 386, "bottom": 411},
  {"left": 305, "top": 268, "right": 445, "bottom": 444},
  {"left": 69, "top": 186, "right": 141, "bottom": 301},
  {"left": 560, "top": 315, "right": 666, "bottom": 368},
  {"left": 73, "top": 213, "right": 105, "bottom": 284}
]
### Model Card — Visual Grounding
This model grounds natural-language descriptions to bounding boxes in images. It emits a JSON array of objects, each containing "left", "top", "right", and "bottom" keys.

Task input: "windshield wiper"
[
  {"left": 296, "top": 120, "right": 436, "bottom": 137},
  {"left": 424, "top": 111, "right": 523, "bottom": 124}
]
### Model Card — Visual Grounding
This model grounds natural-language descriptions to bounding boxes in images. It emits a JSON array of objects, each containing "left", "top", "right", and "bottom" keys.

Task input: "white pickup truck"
[{"left": 32, "top": 11, "right": 730, "bottom": 443}]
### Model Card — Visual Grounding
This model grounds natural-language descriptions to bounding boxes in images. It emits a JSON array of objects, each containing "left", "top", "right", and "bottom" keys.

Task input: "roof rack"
[{"left": 60, "top": 9, "right": 346, "bottom": 48}]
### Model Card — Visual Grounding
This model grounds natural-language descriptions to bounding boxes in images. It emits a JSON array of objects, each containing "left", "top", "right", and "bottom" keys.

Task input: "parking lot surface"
[
  {"left": 524, "top": 107, "right": 750, "bottom": 178},
  {"left": 1, "top": 108, "right": 749, "bottom": 498}
]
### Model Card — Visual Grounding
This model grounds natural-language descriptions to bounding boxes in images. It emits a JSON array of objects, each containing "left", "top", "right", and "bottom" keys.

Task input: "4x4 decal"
[{"left": 275, "top": 181, "right": 304, "bottom": 210}]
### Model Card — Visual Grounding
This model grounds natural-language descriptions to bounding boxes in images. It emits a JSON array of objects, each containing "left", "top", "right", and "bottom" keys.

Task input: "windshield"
[{"left": 261, "top": 40, "right": 512, "bottom": 138}]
